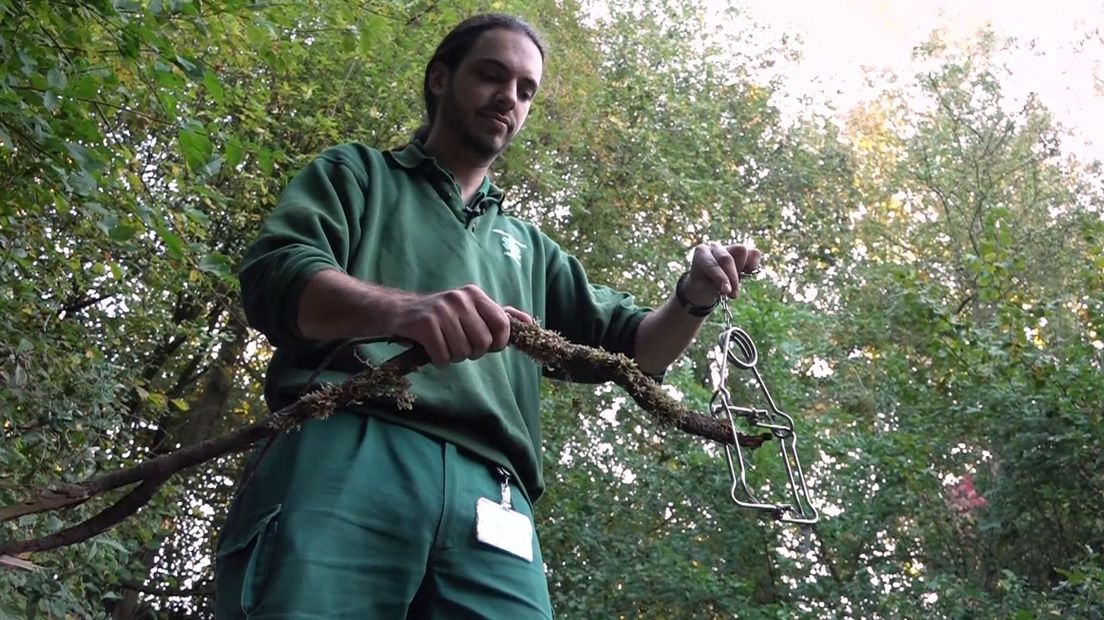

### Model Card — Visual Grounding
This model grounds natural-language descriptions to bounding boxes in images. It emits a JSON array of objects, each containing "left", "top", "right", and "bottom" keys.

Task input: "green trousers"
[{"left": 214, "top": 413, "right": 553, "bottom": 619}]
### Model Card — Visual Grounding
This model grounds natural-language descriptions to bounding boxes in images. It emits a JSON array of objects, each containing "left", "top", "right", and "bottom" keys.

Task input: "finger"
[
  {"left": 726, "top": 244, "right": 750, "bottom": 273},
  {"left": 688, "top": 244, "right": 727, "bottom": 298},
  {"left": 421, "top": 321, "right": 451, "bottom": 368},
  {"left": 710, "top": 244, "right": 741, "bottom": 297},
  {"left": 458, "top": 284, "right": 509, "bottom": 354},
  {"left": 458, "top": 307, "right": 496, "bottom": 360},
  {"left": 461, "top": 291, "right": 505, "bottom": 355},
  {"left": 744, "top": 248, "right": 762, "bottom": 273},
  {"left": 440, "top": 308, "right": 475, "bottom": 363},
  {"left": 503, "top": 306, "right": 534, "bottom": 324}
]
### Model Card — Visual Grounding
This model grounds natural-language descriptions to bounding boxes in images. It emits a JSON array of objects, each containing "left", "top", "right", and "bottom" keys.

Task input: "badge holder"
[{"left": 475, "top": 467, "right": 534, "bottom": 562}]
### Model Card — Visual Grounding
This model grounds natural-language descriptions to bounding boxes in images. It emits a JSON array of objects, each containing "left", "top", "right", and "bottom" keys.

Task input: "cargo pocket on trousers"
[{"left": 216, "top": 503, "right": 281, "bottom": 615}]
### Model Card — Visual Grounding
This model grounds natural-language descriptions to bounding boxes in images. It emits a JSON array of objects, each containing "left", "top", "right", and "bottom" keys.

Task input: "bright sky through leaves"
[{"left": 722, "top": 0, "right": 1103, "bottom": 158}]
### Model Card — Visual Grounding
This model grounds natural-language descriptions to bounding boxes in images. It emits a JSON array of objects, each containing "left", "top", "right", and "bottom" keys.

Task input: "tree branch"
[
  {"left": 0, "top": 321, "right": 772, "bottom": 555},
  {"left": 3, "top": 475, "right": 168, "bottom": 555},
  {"left": 118, "top": 579, "right": 215, "bottom": 598}
]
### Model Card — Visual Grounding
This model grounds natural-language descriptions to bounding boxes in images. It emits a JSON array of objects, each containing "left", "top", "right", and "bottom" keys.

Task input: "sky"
[{"left": 714, "top": 0, "right": 1104, "bottom": 159}]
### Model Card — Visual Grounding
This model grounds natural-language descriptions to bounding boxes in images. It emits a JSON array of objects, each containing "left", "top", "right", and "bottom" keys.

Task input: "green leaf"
[
  {"left": 153, "top": 221, "right": 186, "bottom": 259},
  {"left": 65, "top": 142, "right": 105, "bottom": 174},
  {"left": 47, "top": 67, "right": 67, "bottom": 91},
  {"left": 43, "top": 90, "right": 60, "bottom": 112},
  {"left": 18, "top": 50, "right": 37, "bottom": 75},
  {"left": 360, "top": 14, "right": 389, "bottom": 54},
  {"left": 225, "top": 136, "right": 244, "bottom": 168},
  {"left": 341, "top": 31, "right": 356, "bottom": 53},
  {"left": 95, "top": 213, "right": 119, "bottom": 237},
  {"left": 183, "top": 206, "right": 211, "bottom": 225},
  {"left": 201, "top": 154, "right": 224, "bottom": 178},
  {"left": 69, "top": 75, "right": 100, "bottom": 98},
  {"left": 203, "top": 69, "right": 225, "bottom": 104},
  {"left": 175, "top": 54, "right": 204, "bottom": 80},
  {"left": 94, "top": 537, "right": 130, "bottom": 555},
  {"left": 108, "top": 222, "right": 139, "bottom": 242},
  {"left": 70, "top": 169, "right": 97, "bottom": 194},
  {"left": 258, "top": 147, "right": 276, "bottom": 175},
  {"left": 171, "top": 398, "right": 190, "bottom": 411},
  {"left": 178, "top": 126, "right": 213, "bottom": 172},
  {"left": 198, "top": 251, "right": 234, "bottom": 278},
  {"left": 154, "top": 62, "right": 185, "bottom": 90}
]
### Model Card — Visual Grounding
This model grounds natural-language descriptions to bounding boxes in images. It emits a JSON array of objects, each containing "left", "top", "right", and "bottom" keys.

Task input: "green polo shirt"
[{"left": 239, "top": 141, "right": 650, "bottom": 500}]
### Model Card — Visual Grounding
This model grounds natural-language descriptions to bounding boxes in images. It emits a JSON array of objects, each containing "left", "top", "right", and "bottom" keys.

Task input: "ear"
[{"left": 427, "top": 61, "right": 450, "bottom": 98}]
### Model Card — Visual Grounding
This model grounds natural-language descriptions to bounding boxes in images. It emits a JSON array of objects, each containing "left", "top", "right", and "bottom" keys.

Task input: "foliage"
[{"left": 0, "top": 0, "right": 1101, "bottom": 618}]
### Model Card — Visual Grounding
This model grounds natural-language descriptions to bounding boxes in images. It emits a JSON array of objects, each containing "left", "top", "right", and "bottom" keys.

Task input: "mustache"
[{"left": 478, "top": 109, "right": 513, "bottom": 131}]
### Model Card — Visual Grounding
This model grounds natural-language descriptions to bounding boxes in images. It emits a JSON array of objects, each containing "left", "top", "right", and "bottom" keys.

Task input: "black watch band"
[{"left": 675, "top": 271, "right": 719, "bottom": 317}]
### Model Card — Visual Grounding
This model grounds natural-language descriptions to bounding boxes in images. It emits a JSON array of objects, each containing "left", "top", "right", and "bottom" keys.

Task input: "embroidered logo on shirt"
[{"left": 492, "top": 229, "right": 527, "bottom": 266}]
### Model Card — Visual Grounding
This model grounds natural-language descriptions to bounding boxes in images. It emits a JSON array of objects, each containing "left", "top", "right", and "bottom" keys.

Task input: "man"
[{"left": 215, "top": 13, "right": 760, "bottom": 619}]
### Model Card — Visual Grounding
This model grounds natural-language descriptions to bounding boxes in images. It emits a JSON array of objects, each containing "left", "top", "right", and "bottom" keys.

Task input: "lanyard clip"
[{"left": 496, "top": 467, "right": 513, "bottom": 509}]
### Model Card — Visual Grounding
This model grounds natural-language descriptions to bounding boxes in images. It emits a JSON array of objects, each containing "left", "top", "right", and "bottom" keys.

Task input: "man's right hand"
[
  {"left": 298, "top": 270, "right": 531, "bottom": 367},
  {"left": 388, "top": 284, "right": 533, "bottom": 368}
]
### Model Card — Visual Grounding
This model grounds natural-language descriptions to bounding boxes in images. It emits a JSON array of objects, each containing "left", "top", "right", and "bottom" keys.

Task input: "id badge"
[{"left": 475, "top": 497, "right": 534, "bottom": 562}]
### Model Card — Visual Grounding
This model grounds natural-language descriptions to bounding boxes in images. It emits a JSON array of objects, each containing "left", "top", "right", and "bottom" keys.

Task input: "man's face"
[{"left": 431, "top": 29, "right": 543, "bottom": 160}]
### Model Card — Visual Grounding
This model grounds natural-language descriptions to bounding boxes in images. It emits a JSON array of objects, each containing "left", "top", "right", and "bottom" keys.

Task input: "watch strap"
[{"left": 675, "top": 271, "right": 719, "bottom": 317}]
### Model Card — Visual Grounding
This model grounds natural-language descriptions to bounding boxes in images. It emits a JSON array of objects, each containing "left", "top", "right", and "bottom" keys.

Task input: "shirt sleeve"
[
  {"left": 238, "top": 151, "right": 368, "bottom": 347},
  {"left": 542, "top": 237, "right": 652, "bottom": 362}
]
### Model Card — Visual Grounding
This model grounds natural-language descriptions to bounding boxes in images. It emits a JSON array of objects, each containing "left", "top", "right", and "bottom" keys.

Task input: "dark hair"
[{"left": 414, "top": 14, "right": 546, "bottom": 142}]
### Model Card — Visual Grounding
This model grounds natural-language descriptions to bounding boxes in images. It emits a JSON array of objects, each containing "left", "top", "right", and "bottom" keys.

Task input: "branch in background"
[
  {"left": 0, "top": 321, "right": 769, "bottom": 557},
  {"left": 954, "top": 293, "right": 976, "bottom": 317},
  {"left": 59, "top": 293, "right": 115, "bottom": 316},
  {"left": 0, "top": 555, "right": 41, "bottom": 570},
  {"left": 118, "top": 579, "right": 215, "bottom": 598},
  {"left": 4, "top": 475, "right": 168, "bottom": 555}
]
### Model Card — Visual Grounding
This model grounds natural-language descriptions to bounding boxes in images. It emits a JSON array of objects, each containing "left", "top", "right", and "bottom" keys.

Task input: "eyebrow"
[{"left": 472, "top": 58, "right": 540, "bottom": 92}]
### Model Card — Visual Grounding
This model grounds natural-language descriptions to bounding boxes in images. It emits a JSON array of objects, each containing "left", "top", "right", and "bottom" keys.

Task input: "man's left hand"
[{"left": 682, "top": 242, "right": 762, "bottom": 306}]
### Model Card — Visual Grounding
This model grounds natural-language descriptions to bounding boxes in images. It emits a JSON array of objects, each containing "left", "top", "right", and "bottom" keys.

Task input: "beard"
[{"left": 438, "top": 82, "right": 511, "bottom": 160}]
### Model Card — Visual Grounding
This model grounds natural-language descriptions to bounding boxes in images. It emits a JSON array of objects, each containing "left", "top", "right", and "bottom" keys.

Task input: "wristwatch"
[{"left": 675, "top": 271, "right": 719, "bottom": 317}]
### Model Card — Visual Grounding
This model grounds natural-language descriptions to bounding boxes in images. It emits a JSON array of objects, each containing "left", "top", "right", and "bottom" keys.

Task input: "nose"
[{"left": 494, "top": 84, "right": 517, "bottom": 111}]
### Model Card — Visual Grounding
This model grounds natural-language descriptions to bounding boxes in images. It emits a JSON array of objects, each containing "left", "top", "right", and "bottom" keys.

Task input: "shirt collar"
[
  {"left": 386, "top": 140, "right": 430, "bottom": 170},
  {"left": 385, "top": 140, "right": 506, "bottom": 209}
]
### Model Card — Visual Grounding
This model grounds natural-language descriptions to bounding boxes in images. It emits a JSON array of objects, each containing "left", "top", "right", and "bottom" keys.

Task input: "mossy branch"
[{"left": 0, "top": 320, "right": 766, "bottom": 558}]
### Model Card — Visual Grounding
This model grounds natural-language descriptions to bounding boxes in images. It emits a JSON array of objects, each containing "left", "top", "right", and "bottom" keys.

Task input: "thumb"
[{"left": 503, "top": 306, "right": 534, "bottom": 324}]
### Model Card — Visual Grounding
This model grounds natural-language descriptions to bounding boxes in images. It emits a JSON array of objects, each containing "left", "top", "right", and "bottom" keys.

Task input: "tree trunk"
[{"left": 112, "top": 321, "right": 247, "bottom": 618}]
